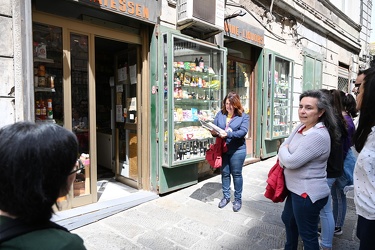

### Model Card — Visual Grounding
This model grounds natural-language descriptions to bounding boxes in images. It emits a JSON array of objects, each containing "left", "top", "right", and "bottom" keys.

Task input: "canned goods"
[
  {"left": 34, "top": 76, "right": 39, "bottom": 87},
  {"left": 47, "top": 75, "right": 55, "bottom": 88},
  {"left": 38, "top": 76, "right": 46, "bottom": 87},
  {"left": 38, "top": 65, "right": 46, "bottom": 77},
  {"left": 184, "top": 62, "right": 190, "bottom": 70}
]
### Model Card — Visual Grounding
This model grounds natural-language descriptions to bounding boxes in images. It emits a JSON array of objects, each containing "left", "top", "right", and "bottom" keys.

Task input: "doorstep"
[{"left": 52, "top": 191, "right": 159, "bottom": 231}]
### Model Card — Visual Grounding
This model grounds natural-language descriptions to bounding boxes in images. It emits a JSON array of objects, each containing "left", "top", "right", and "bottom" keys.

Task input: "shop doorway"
[
  {"left": 33, "top": 11, "right": 146, "bottom": 209},
  {"left": 95, "top": 37, "right": 140, "bottom": 199}
]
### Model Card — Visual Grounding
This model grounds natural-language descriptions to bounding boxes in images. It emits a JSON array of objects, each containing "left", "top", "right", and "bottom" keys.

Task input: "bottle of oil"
[
  {"left": 35, "top": 100, "right": 41, "bottom": 119},
  {"left": 40, "top": 100, "right": 47, "bottom": 120},
  {"left": 47, "top": 99, "right": 53, "bottom": 119}
]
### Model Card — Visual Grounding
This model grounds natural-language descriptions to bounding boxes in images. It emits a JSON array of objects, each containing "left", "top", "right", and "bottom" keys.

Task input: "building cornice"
[
  {"left": 318, "top": 0, "right": 361, "bottom": 31},
  {"left": 274, "top": 0, "right": 361, "bottom": 53}
]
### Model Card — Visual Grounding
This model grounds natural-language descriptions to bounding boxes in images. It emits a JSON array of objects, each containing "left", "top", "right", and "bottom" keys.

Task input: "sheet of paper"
[
  {"left": 116, "top": 105, "right": 124, "bottom": 122},
  {"left": 199, "top": 120, "right": 225, "bottom": 135},
  {"left": 130, "top": 64, "right": 137, "bottom": 84},
  {"left": 118, "top": 66, "right": 127, "bottom": 82}
]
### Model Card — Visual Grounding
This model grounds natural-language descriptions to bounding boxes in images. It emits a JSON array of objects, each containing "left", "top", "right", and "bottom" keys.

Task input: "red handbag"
[{"left": 205, "top": 137, "right": 227, "bottom": 168}]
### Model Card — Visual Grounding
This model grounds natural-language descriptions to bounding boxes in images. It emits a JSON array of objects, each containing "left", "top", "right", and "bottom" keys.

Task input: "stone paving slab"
[{"left": 73, "top": 156, "right": 360, "bottom": 250}]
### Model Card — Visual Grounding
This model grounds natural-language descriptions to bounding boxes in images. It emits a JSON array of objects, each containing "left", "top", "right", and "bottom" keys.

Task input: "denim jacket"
[{"left": 213, "top": 111, "right": 249, "bottom": 154}]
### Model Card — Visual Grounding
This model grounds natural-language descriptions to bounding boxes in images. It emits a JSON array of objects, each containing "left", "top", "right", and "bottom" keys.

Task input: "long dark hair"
[
  {"left": 353, "top": 67, "right": 375, "bottom": 152},
  {"left": 329, "top": 89, "right": 348, "bottom": 139},
  {"left": 0, "top": 122, "right": 78, "bottom": 223},
  {"left": 300, "top": 90, "right": 340, "bottom": 144},
  {"left": 221, "top": 91, "right": 244, "bottom": 116},
  {"left": 339, "top": 91, "right": 358, "bottom": 118}
]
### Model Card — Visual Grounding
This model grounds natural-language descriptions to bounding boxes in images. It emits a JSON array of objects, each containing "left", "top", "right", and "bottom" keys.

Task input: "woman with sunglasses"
[
  {"left": 352, "top": 67, "right": 375, "bottom": 250},
  {"left": 0, "top": 122, "right": 86, "bottom": 249}
]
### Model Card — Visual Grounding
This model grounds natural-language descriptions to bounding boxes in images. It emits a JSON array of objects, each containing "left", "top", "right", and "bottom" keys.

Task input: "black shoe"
[
  {"left": 232, "top": 199, "right": 242, "bottom": 212},
  {"left": 218, "top": 198, "right": 230, "bottom": 208},
  {"left": 318, "top": 227, "right": 342, "bottom": 236},
  {"left": 334, "top": 227, "right": 342, "bottom": 235}
]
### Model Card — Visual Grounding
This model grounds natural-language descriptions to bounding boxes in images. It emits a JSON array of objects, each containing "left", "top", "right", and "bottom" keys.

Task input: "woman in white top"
[{"left": 352, "top": 67, "right": 375, "bottom": 250}]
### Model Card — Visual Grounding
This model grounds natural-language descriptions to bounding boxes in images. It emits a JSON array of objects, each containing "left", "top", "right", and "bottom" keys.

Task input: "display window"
[
  {"left": 162, "top": 33, "right": 226, "bottom": 167},
  {"left": 265, "top": 53, "right": 293, "bottom": 139},
  {"left": 227, "top": 59, "right": 251, "bottom": 128}
]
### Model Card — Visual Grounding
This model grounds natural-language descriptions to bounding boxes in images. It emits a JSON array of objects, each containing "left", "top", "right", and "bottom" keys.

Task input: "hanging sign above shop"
[
  {"left": 74, "top": 0, "right": 159, "bottom": 24},
  {"left": 224, "top": 19, "right": 264, "bottom": 47}
]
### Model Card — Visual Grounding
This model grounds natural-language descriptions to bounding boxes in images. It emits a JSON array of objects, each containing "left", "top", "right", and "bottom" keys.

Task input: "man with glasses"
[
  {"left": 70, "top": 159, "right": 85, "bottom": 175},
  {"left": 0, "top": 122, "right": 87, "bottom": 249},
  {"left": 351, "top": 70, "right": 365, "bottom": 131},
  {"left": 352, "top": 70, "right": 365, "bottom": 96}
]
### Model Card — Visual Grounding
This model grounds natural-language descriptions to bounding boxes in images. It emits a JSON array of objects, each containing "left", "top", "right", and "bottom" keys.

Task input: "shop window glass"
[{"left": 70, "top": 33, "right": 90, "bottom": 197}]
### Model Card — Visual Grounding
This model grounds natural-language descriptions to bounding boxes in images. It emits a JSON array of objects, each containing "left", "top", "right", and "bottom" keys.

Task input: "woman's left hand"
[{"left": 219, "top": 131, "right": 227, "bottom": 138}]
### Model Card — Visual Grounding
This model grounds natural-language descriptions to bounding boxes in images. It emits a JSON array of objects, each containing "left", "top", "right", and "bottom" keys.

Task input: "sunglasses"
[
  {"left": 353, "top": 86, "right": 360, "bottom": 96},
  {"left": 70, "top": 159, "right": 85, "bottom": 175}
]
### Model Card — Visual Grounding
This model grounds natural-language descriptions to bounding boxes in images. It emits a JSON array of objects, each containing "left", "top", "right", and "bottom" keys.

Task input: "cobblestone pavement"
[{"left": 72, "top": 156, "right": 360, "bottom": 250}]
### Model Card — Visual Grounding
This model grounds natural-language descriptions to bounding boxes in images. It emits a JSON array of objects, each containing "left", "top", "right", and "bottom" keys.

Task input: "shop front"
[
  {"left": 223, "top": 18, "right": 264, "bottom": 162},
  {"left": 31, "top": 0, "right": 159, "bottom": 209},
  {"left": 223, "top": 17, "right": 294, "bottom": 159},
  {"left": 150, "top": 26, "right": 227, "bottom": 194},
  {"left": 260, "top": 49, "right": 294, "bottom": 158}
]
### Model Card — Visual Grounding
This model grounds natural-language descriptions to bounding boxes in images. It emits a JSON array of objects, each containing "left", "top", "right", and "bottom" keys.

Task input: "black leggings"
[{"left": 357, "top": 215, "right": 375, "bottom": 250}]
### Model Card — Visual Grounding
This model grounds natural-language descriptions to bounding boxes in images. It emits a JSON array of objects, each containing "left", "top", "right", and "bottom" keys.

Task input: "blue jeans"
[
  {"left": 332, "top": 183, "right": 347, "bottom": 228},
  {"left": 282, "top": 192, "right": 328, "bottom": 250},
  {"left": 336, "top": 149, "right": 356, "bottom": 189},
  {"left": 221, "top": 148, "right": 246, "bottom": 200},
  {"left": 319, "top": 178, "right": 336, "bottom": 248}
]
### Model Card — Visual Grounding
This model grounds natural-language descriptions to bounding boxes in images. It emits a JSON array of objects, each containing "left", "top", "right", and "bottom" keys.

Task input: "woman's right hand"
[{"left": 210, "top": 130, "right": 219, "bottom": 136}]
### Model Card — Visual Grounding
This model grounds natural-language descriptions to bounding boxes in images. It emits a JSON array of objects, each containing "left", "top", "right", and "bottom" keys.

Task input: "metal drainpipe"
[{"left": 270, "top": 0, "right": 275, "bottom": 14}]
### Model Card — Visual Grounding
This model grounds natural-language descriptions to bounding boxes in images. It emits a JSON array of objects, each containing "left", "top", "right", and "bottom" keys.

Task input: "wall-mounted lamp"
[
  {"left": 281, "top": 16, "right": 297, "bottom": 26},
  {"left": 224, "top": 10, "right": 246, "bottom": 20}
]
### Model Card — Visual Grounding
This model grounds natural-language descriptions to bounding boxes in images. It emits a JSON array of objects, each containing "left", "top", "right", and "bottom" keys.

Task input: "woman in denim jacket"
[{"left": 212, "top": 92, "right": 249, "bottom": 212}]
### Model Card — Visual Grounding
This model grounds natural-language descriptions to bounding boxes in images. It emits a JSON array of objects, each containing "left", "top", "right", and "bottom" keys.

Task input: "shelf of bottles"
[
  {"left": 162, "top": 35, "right": 226, "bottom": 166},
  {"left": 33, "top": 23, "right": 63, "bottom": 125},
  {"left": 265, "top": 55, "right": 292, "bottom": 139}
]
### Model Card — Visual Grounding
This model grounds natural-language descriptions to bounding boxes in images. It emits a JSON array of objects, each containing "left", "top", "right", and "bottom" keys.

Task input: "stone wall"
[
  {"left": 0, "top": 0, "right": 15, "bottom": 127},
  {"left": 0, "top": 0, "right": 34, "bottom": 128}
]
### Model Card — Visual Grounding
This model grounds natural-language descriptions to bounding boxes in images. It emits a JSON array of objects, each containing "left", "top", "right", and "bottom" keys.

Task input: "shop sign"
[
  {"left": 74, "top": 0, "right": 159, "bottom": 24},
  {"left": 224, "top": 19, "right": 264, "bottom": 47}
]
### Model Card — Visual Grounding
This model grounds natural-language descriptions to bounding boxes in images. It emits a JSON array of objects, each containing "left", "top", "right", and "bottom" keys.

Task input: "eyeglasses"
[{"left": 70, "top": 159, "right": 85, "bottom": 175}]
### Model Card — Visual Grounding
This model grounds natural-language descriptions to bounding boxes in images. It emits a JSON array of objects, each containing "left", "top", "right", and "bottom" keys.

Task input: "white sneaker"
[
  {"left": 343, "top": 185, "right": 354, "bottom": 195},
  {"left": 319, "top": 238, "right": 332, "bottom": 250}
]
